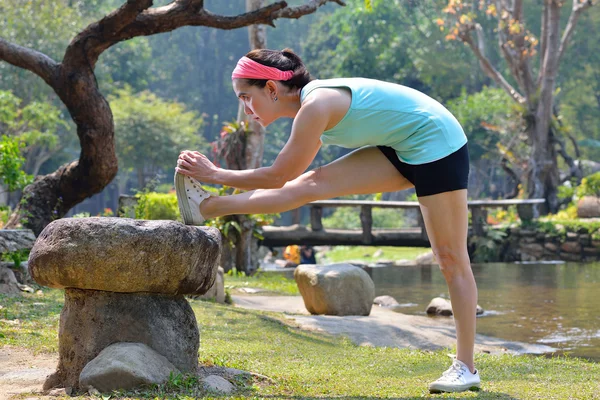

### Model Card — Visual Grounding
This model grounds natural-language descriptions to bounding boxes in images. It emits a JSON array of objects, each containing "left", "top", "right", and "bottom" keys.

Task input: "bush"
[
  {"left": 322, "top": 207, "right": 405, "bottom": 229},
  {"left": 576, "top": 172, "right": 600, "bottom": 198},
  {"left": 135, "top": 192, "right": 180, "bottom": 221}
]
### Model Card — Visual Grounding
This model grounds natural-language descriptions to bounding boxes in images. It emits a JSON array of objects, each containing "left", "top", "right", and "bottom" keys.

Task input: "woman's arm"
[{"left": 178, "top": 98, "right": 327, "bottom": 190}]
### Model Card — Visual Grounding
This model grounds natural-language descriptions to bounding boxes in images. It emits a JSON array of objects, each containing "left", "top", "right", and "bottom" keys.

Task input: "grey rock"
[
  {"left": 0, "top": 266, "right": 21, "bottom": 295},
  {"left": 45, "top": 289, "right": 199, "bottom": 390},
  {"left": 426, "top": 297, "right": 484, "bottom": 316},
  {"left": 0, "top": 229, "right": 36, "bottom": 253},
  {"left": 373, "top": 295, "right": 400, "bottom": 308},
  {"left": 198, "top": 267, "right": 225, "bottom": 303},
  {"left": 29, "top": 217, "right": 221, "bottom": 295},
  {"left": 294, "top": 263, "right": 374, "bottom": 316},
  {"left": 202, "top": 375, "right": 234, "bottom": 393},
  {"left": 415, "top": 251, "right": 436, "bottom": 265},
  {"left": 79, "top": 343, "right": 179, "bottom": 393}
]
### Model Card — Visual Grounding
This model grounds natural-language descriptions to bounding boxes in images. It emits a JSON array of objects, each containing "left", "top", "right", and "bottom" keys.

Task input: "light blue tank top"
[{"left": 300, "top": 78, "right": 467, "bottom": 165}]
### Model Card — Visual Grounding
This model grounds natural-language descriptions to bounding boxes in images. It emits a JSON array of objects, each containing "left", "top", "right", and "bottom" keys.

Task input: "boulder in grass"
[
  {"left": 0, "top": 266, "right": 21, "bottom": 295},
  {"left": 79, "top": 342, "right": 179, "bottom": 393},
  {"left": 294, "top": 263, "right": 375, "bottom": 316},
  {"left": 28, "top": 218, "right": 221, "bottom": 295},
  {"left": 577, "top": 196, "right": 600, "bottom": 218}
]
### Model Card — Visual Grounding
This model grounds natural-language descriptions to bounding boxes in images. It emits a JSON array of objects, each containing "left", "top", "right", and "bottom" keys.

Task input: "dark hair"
[{"left": 243, "top": 48, "right": 313, "bottom": 90}]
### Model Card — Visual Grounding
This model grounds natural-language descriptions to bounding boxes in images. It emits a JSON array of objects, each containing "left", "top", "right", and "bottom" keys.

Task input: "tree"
[
  {"left": 110, "top": 86, "right": 205, "bottom": 188},
  {"left": 0, "top": 0, "right": 345, "bottom": 235},
  {"left": 440, "top": 0, "right": 597, "bottom": 213}
]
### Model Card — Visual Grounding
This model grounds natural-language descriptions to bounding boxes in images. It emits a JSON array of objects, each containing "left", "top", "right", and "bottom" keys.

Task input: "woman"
[{"left": 175, "top": 48, "right": 479, "bottom": 394}]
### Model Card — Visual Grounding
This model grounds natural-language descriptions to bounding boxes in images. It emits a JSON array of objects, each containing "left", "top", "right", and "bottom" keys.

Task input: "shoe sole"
[
  {"left": 175, "top": 172, "right": 194, "bottom": 225},
  {"left": 429, "top": 384, "right": 480, "bottom": 394}
]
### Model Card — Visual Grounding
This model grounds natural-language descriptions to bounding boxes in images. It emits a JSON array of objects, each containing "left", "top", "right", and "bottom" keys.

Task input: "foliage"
[
  {"left": 0, "top": 90, "right": 72, "bottom": 176},
  {"left": 576, "top": 172, "right": 600, "bottom": 198},
  {"left": 203, "top": 185, "right": 278, "bottom": 247},
  {"left": 303, "top": 0, "right": 478, "bottom": 98},
  {"left": 527, "top": 219, "right": 600, "bottom": 241},
  {"left": 558, "top": 10, "right": 600, "bottom": 163},
  {"left": 0, "top": 135, "right": 33, "bottom": 191},
  {"left": 471, "top": 228, "right": 507, "bottom": 263},
  {"left": 554, "top": 172, "right": 600, "bottom": 219},
  {"left": 110, "top": 86, "right": 206, "bottom": 188},
  {"left": 322, "top": 206, "right": 406, "bottom": 229},
  {"left": 1, "top": 249, "right": 30, "bottom": 268},
  {"left": 447, "top": 87, "right": 523, "bottom": 162},
  {"left": 134, "top": 191, "right": 180, "bottom": 221}
]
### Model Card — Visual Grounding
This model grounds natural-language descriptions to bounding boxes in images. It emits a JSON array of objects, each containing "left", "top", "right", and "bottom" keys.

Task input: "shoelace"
[{"left": 442, "top": 362, "right": 465, "bottom": 382}]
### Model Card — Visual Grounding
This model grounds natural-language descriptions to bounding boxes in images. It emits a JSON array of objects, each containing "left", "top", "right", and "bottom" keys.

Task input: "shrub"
[{"left": 135, "top": 192, "right": 180, "bottom": 221}]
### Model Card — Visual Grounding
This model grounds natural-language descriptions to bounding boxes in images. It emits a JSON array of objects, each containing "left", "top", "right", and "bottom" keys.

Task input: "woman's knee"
[
  {"left": 286, "top": 168, "right": 322, "bottom": 201},
  {"left": 434, "top": 245, "right": 470, "bottom": 281}
]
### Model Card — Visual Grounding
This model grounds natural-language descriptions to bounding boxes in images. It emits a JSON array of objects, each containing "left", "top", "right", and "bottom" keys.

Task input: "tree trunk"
[
  {"left": 527, "top": 120, "right": 560, "bottom": 215},
  {"left": 6, "top": 68, "right": 118, "bottom": 235}
]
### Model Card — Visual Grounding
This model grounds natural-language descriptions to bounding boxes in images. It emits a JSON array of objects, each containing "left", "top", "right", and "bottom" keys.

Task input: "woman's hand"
[{"left": 175, "top": 150, "right": 220, "bottom": 183}]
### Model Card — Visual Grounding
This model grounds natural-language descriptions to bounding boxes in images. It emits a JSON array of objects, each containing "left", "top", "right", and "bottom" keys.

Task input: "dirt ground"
[{"left": 0, "top": 346, "right": 59, "bottom": 400}]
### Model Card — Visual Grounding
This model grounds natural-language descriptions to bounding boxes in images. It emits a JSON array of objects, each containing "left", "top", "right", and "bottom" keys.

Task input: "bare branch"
[
  {"left": 460, "top": 25, "right": 526, "bottom": 104},
  {"left": 538, "top": 1, "right": 549, "bottom": 86},
  {"left": 557, "top": 0, "right": 596, "bottom": 68},
  {"left": 63, "top": 0, "right": 154, "bottom": 70},
  {"left": 272, "top": 0, "right": 346, "bottom": 19},
  {"left": 0, "top": 38, "right": 59, "bottom": 87},
  {"left": 100, "top": 0, "right": 154, "bottom": 34}
]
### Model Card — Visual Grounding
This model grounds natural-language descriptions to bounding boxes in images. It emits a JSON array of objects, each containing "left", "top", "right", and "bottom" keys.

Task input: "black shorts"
[{"left": 378, "top": 143, "right": 470, "bottom": 197}]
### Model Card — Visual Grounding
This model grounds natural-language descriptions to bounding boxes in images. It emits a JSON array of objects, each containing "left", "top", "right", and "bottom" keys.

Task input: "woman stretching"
[{"left": 175, "top": 48, "right": 480, "bottom": 394}]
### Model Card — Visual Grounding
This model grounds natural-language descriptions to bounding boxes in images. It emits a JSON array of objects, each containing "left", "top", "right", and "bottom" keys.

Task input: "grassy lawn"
[
  {"left": 226, "top": 272, "right": 299, "bottom": 295},
  {"left": 1, "top": 287, "right": 599, "bottom": 399},
  {"left": 321, "top": 245, "right": 431, "bottom": 264}
]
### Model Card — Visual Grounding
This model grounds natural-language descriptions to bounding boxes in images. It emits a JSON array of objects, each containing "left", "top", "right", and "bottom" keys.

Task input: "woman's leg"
[
  {"left": 418, "top": 189, "right": 477, "bottom": 372},
  {"left": 200, "top": 146, "right": 414, "bottom": 218}
]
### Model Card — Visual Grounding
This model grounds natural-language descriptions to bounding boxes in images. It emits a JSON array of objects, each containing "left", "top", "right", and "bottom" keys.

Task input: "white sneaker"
[
  {"left": 174, "top": 172, "right": 212, "bottom": 225},
  {"left": 428, "top": 359, "right": 480, "bottom": 393}
]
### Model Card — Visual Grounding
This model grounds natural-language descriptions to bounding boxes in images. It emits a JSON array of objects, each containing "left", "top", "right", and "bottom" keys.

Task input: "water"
[{"left": 367, "top": 262, "right": 600, "bottom": 360}]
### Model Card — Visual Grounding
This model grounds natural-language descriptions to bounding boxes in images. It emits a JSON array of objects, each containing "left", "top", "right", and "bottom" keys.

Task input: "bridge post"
[
  {"left": 360, "top": 205, "right": 373, "bottom": 244},
  {"left": 417, "top": 210, "right": 429, "bottom": 243},
  {"left": 310, "top": 206, "right": 323, "bottom": 231},
  {"left": 470, "top": 207, "right": 487, "bottom": 236}
]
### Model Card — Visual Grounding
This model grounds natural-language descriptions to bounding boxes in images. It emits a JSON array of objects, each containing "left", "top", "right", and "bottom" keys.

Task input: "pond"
[{"left": 367, "top": 262, "right": 600, "bottom": 361}]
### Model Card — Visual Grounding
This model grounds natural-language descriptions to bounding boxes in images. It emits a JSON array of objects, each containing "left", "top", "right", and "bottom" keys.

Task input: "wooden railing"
[{"left": 260, "top": 198, "right": 546, "bottom": 247}]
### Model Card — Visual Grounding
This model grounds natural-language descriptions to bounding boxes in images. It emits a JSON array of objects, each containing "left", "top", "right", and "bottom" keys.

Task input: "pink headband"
[{"left": 231, "top": 56, "right": 294, "bottom": 81}]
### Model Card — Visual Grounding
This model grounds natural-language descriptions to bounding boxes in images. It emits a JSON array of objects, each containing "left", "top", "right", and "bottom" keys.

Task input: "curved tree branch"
[
  {"left": 557, "top": 0, "right": 596, "bottom": 69},
  {"left": 460, "top": 25, "right": 526, "bottom": 104},
  {"left": 0, "top": 39, "right": 59, "bottom": 87}
]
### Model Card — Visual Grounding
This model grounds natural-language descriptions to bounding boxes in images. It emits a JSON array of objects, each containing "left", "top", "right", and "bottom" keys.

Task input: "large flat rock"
[
  {"left": 232, "top": 295, "right": 555, "bottom": 356},
  {"left": 28, "top": 218, "right": 221, "bottom": 295}
]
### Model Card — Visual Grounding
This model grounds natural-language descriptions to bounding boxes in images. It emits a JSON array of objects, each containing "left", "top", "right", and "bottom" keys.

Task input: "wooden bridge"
[{"left": 260, "top": 199, "right": 546, "bottom": 247}]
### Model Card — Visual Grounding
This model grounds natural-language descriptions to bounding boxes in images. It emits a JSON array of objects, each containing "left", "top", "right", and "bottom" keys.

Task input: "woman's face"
[{"left": 232, "top": 79, "right": 279, "bottom": 127}]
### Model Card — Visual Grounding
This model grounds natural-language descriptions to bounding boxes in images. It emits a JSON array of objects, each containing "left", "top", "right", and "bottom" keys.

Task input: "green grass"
[
  {"left": 0, "top": 288, "right": 62, "bottom": 353},
  {"left": 2, "top": 288, "right": 600, "bottom": 399},
  {"left": 225, "top": 272, "right": 299, "bottom": 295},
  {"left": 321, "top": 245, "right": 431, "bottom": 264}
]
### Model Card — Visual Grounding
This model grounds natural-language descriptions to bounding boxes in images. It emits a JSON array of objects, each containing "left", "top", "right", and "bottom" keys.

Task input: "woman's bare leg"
[
  {"left": 418, "top": 189, "right": 477, "bottom": 372},
  {"left": 200, "top": 146, "right": 413, "bottom": 218}
]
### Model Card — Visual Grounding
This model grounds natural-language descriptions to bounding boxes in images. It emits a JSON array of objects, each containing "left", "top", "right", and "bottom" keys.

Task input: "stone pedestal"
[{"left": 28, "top": 218, "right": 221, "bottom": 392}]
